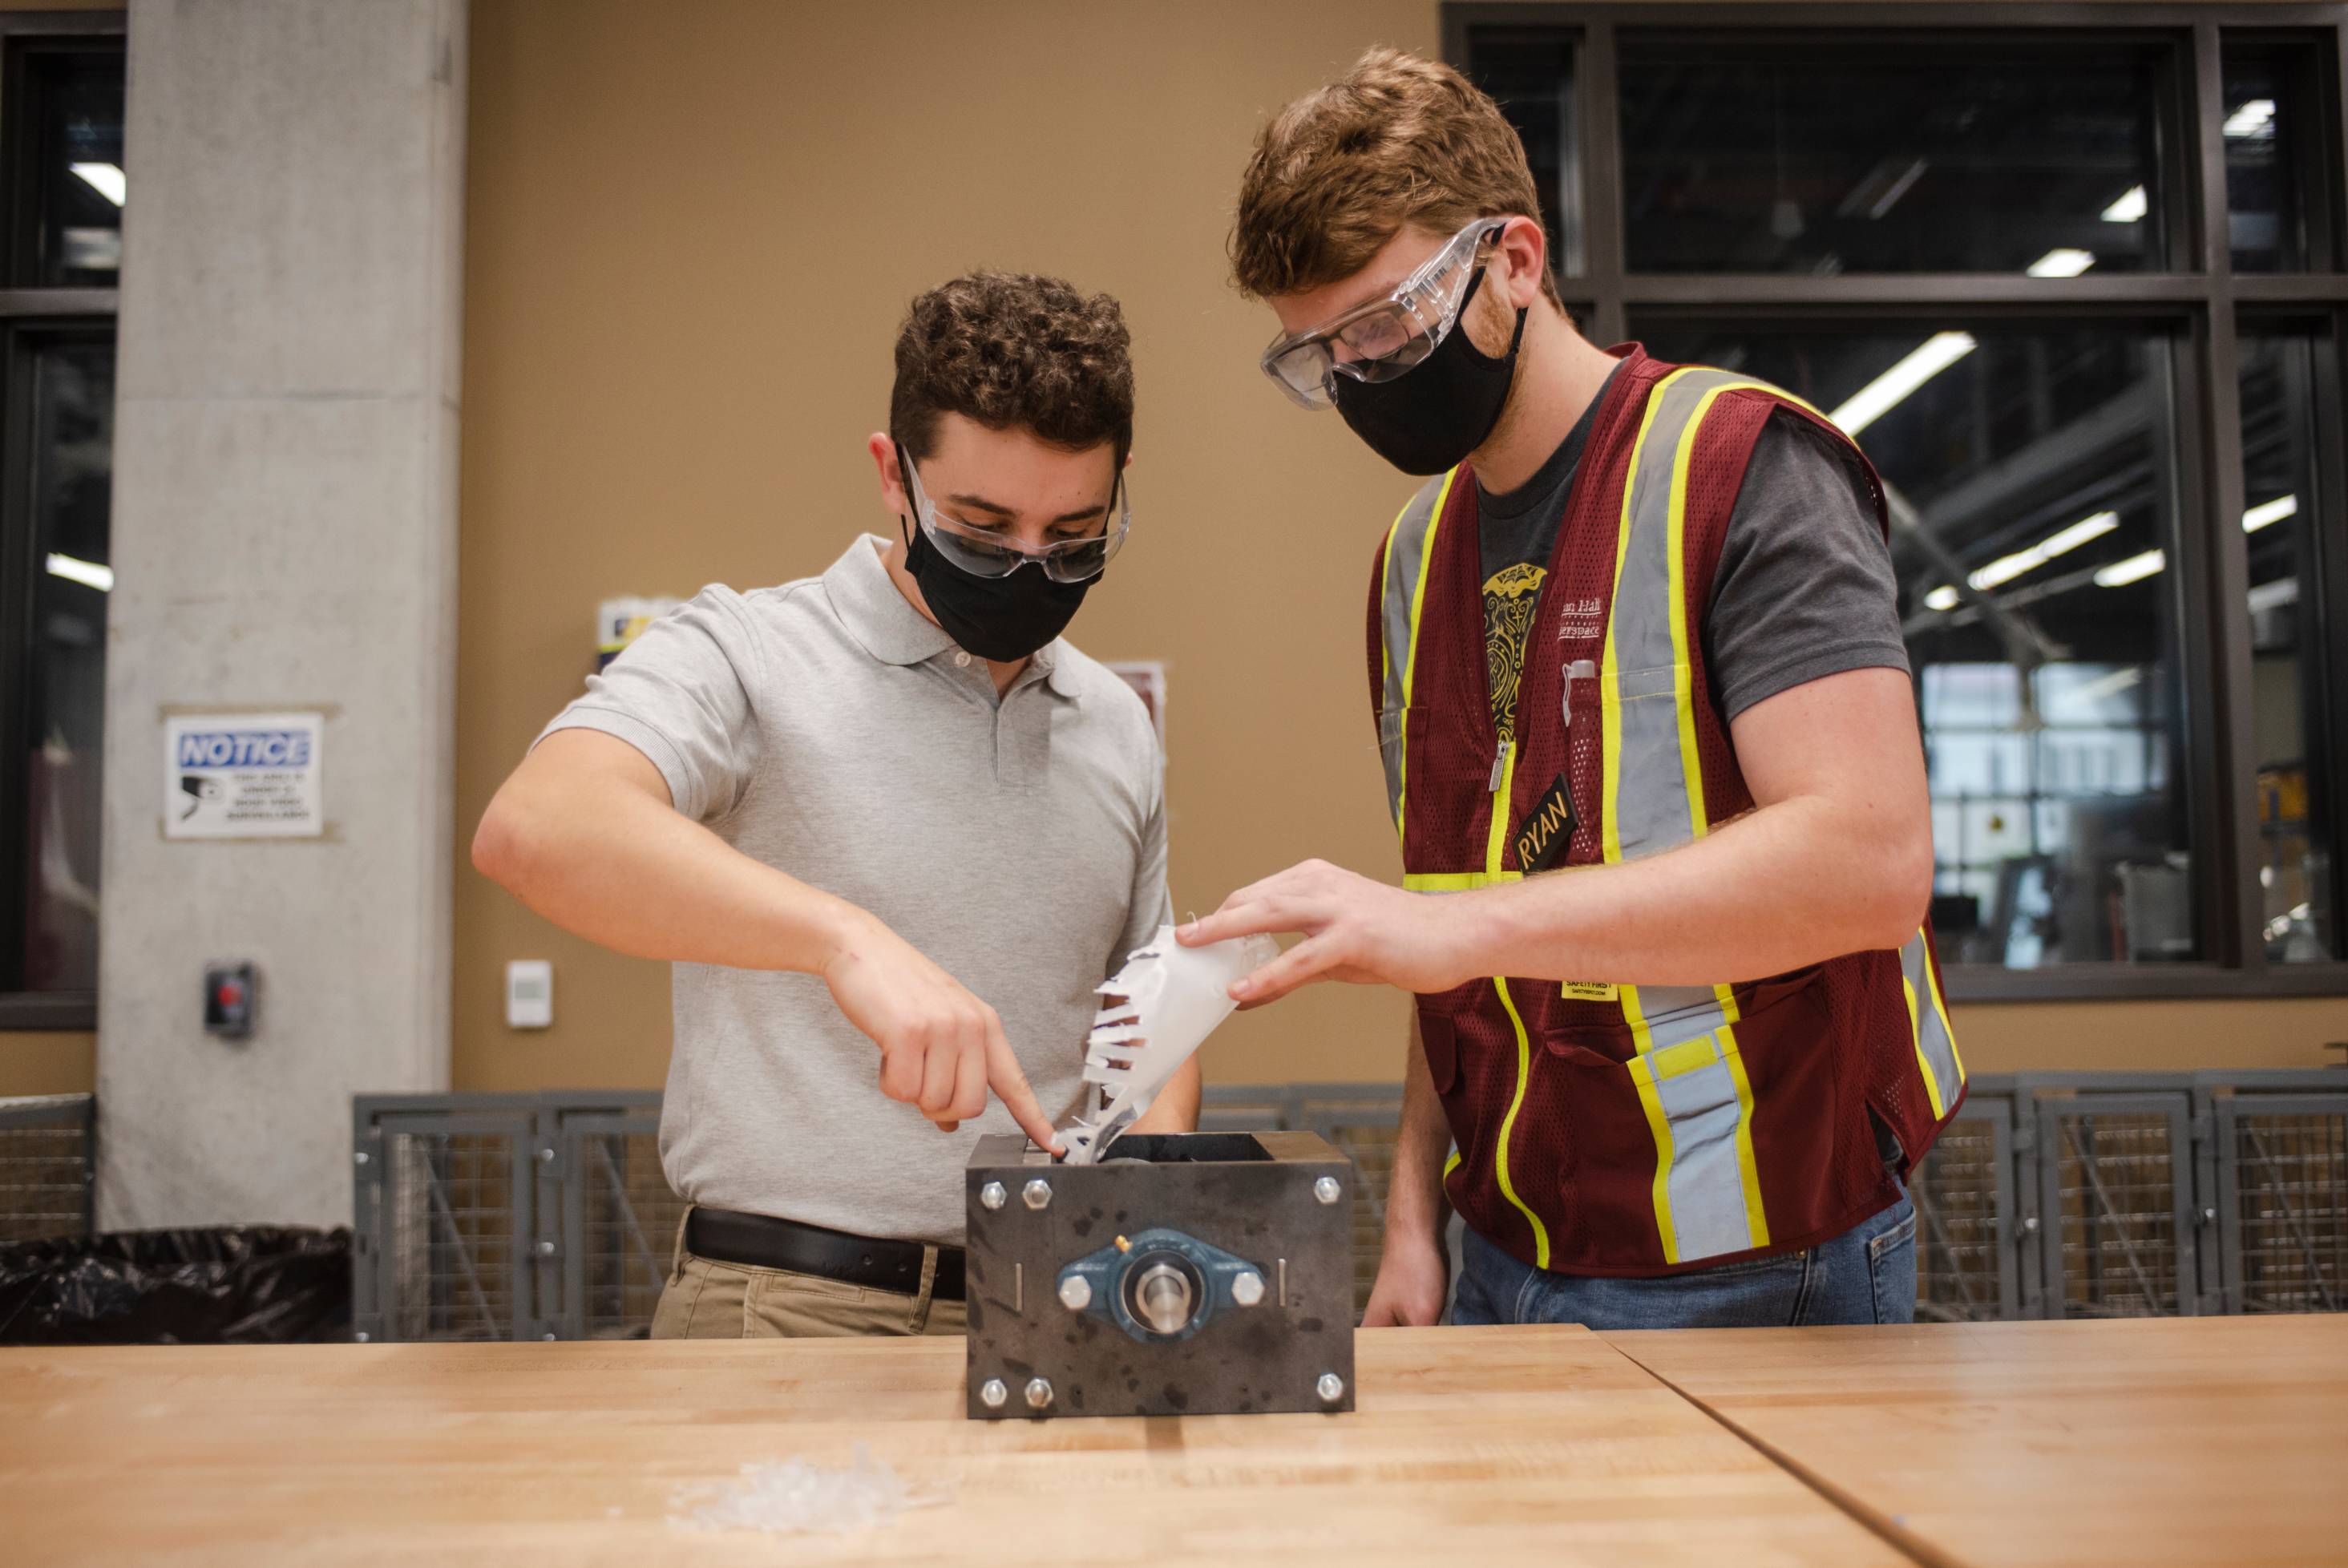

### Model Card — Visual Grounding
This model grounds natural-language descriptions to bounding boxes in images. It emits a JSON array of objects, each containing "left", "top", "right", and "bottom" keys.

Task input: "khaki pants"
[{"left": 648, "top": 1209, "right": 967, "bottom": 1340}]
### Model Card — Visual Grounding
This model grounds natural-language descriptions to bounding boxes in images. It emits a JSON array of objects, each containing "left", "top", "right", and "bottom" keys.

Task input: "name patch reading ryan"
[{"left": 1513, "top": 774, "right": 1576, "bottom": 874}]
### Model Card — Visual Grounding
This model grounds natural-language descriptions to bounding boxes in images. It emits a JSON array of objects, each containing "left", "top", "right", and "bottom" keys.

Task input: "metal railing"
[
  {"left": 354, "top": 1071, "right": 2346, "bottom": 1340},
  {"left": 0, "top": 1093, "right": 95, "bottom": 1245}
]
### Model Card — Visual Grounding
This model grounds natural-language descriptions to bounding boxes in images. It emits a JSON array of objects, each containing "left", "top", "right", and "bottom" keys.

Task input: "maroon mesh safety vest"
[{"left": 1366, "top": 345, "right": 1966, "bottom": 1277}]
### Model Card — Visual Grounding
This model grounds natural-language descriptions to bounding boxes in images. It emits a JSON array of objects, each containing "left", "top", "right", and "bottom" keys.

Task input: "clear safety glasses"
[
  {"left": 899, "top": 444, "right": 1130, "bottom": 583},
  {"left": 1259, "top": 217, "right": 1507, "bottom": 410}
]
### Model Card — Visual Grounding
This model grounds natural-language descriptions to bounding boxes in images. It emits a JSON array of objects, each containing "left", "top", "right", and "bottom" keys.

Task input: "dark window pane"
[
  {"left": 6, "top": 44, "right": 126, "bottom": 287},
  {"left": 1617, "top": 34, "right": 2169, "bottom": 274},
  {"left": 1634, "top": 318, "right": 2193, "bottom": 968},
  {"left": 1463, "top": 29, "right": 1581, "bottom": 277},
  {"left": 14, "top": 337, "right": 113, "bottom": 992},
  {"left": 2237, "top": 332, "right": 2338, "bottom": 961},
  {"left": 2224, "top": 40, "right": 2327, "bottom": 273}
]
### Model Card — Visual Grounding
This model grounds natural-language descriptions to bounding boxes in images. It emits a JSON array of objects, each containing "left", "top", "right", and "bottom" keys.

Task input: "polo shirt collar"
[{"left": 824, "top": 534, "right": 1085, "bottom": 699}]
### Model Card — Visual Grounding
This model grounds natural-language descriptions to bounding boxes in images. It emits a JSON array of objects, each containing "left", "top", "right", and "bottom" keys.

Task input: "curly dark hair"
[{"left": 889, "top": 271, "right": 1135, "bottom": 467}]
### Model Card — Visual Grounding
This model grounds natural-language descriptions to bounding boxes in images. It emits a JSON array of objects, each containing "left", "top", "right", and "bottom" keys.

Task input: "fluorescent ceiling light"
[
  {"left": 1922, "top": 585, "right": 1961, "bottom": 612},
  {"left": 2243, "top": 494, "right": 2297, "bottom": 532},
  {"left": 2102, "top": 185, "right": 2148, "bottom": 223},
  {"left": 2223, "top": 99, "right": 2277, "bottom": 139},
  {"left": 2095, "top": 549, "right": 2165, "bottom": 588},
  {"left": 2027, "top": 249, "right": 2096, "bottom": 278},
  {"left": 1830, "top": 331, "right": 1977, "bottom": 436},
  {"left": 1966, "top": 511, "right": 2120, "bottom": 591},
  {"left": 70, "top": 162, "right": 124, "bottom": 207},
  {"left": 46, "top": 552, "right": 113, "bottom": 592}
]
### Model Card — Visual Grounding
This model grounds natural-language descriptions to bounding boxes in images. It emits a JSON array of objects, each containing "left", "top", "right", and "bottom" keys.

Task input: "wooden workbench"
[
  {"left": 0, "top": 1325, "right": 1900, "bottom": 1567},
  {"left": 1606, "top": 1315, "right": 2348, "bottom": 1568}
]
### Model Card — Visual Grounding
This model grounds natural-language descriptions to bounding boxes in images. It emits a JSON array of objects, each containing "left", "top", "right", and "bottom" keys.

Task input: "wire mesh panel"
[
  {"left": 2033, "top": 1092, "right": 2197, "bottom": 1318},
  {"left": 2213, "top": 1093, "right": 2347, "bottom": 1315},
  {"left": 0, "top": 1094, "right": 95, "bottom": 1244},
  {"left": 552, "top": 1097, "right": 684, "bottom": 1340},
  {"left": 1286, "top": 1085, "right": 1404, "bottom": 1323},
  {"left": 353, "top": 1098, "right": 538, "bottom": 1343},
  {"left": 1909, "top": 1090, "right": 2019, "bottom": 1322}
]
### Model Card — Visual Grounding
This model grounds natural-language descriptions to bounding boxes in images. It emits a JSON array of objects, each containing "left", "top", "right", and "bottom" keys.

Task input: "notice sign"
[{"left": 164, "top": 712, "right": 325, "bottom": 839}]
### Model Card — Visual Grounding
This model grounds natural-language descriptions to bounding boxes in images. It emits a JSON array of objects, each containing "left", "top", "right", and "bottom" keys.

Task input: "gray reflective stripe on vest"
[
  {"left": 1379, "top": 472, "right": 1456, "bottom": 836},
  {"left": 1604, "top": 366, "right": 1752, "bottom": 862},
  {"left": 1628, "top": 1027, "right": 1762, "bottom": 1263},
  {"left": 1900, "top": 930, "right": 1963, "bottom": 1119}
]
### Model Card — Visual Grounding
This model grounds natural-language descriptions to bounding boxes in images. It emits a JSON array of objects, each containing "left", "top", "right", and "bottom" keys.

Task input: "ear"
[
  {"left": 867, "top": 431, "right": 908, "bottom": 515},
  {"left": 1490, "top": 215, "right": 1550, "bottom": 312}
]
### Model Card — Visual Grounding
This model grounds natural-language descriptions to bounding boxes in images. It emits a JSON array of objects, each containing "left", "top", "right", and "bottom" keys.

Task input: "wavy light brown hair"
[
  {"left": 1230, "top": 47, "right": 1561, "bottom": 308},
  {"left": 889, "top": 271, "right": 1135, "bottom": 467}
]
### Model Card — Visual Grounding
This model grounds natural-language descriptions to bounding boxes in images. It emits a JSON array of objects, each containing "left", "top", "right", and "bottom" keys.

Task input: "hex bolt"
[
  {"left": 537, "top": 1146, "right": 556, "bottom": 1164},
  {"left": 980, "top": 1379, "right": 1008, "bottom": 1408},
  {"left": 1022, "top": 1178, "right": 1053, "bottom": 1211},
  {"left": 1231, "top": 1270, "right": 1265, "bottom": 1307},
  {"left": 354, "top": 1332, "right": 370, "bottom": 1344},
  {"left": 1058, "top": 1275, "right": 1093, "bottom": 1311},
  {"left": 1313, "top": 1176, "right": 1342, "bottom": 1206},
  {"left": 1316, "top": 1372, "right": 1346, "bottom": 1404},
  {"left": 980, "top": 1181, "right": 1007, "bottom": 1211},
  {"left": 1024, "top": 1376, "right": 1054, "bottom": 1411},
  {"left": 536, "top": 1240, "right": 556, "bottom": 1257},
  {"left": 541, "top": 1332, "right": 556, "bottom": 1343},
  {"left": 353, "top": 1150, "right": 370, "bottom": 1166},
  {"left": 2022, "top": 1215, "right": 2041, "bottom": 1233}
]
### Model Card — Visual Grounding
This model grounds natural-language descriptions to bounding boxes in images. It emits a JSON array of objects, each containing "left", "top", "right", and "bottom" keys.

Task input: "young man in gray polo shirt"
[{"left": 472, "top": 272, "right": 1182, "bottom": 1338}]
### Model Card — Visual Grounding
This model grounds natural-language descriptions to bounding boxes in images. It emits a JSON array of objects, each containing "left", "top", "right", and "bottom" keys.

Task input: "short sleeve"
[
  {"left": 535, "top": 588, "right": 762, "bottom": 822},
  {"left": 1703, "top": 412, "right": 1913, "bottom": 722}
]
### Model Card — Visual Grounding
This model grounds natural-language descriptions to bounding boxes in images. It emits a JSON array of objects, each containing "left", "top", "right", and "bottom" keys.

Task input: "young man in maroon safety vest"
[{"left": 1181, "top": 49, "right": 1965, "bottom": 1329}]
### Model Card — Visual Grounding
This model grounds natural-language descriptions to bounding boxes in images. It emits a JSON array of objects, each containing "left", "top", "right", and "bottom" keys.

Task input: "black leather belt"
[{"left": 685, "top": 1206, "right": 965, "bottom": 1302}]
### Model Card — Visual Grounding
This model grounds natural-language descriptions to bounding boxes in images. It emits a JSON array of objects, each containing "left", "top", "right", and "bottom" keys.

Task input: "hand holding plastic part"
[{"left": 1058, "top": 924, "right": 1279, "bottom": 1164}]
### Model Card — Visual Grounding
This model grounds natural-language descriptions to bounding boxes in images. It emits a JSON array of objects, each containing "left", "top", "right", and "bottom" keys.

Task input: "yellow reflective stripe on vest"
[
  {"left": 1899, "top": 927, "right": 1965, "bottom": 1118},
  {"left": 1489, "top": 975, "right": 1551, "bottom": 1267},
  {"left": 1380, "top": 469, "right": 1461, "bottom": 847},
  {"left": 1602, "top": 368, "right": 1779, "bottom": 1264},
  {"left": 1402, "top": 871, "right": 1526, "bottom": 892}
]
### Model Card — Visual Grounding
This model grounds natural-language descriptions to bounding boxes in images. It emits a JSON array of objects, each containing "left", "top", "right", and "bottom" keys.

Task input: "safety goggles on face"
[
  {"left": 898, "top": 443, "right": 1131, "bottom": 583},
  {"left": 1259, "top": 217, "right": 1508, "bottom": 410}
]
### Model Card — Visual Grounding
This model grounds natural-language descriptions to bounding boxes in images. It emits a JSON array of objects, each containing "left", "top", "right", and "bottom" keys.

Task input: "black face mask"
[
  {"left": 902, "top": 518, "right": 1093, "bottom": 663},
  {"left": 1332, "top": 268, "right": 1528, "bottom": 475}
]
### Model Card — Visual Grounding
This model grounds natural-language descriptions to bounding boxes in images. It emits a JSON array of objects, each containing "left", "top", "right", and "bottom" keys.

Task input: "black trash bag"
[{"left": 0, "top": 1227, "right": 352, "bottom": 1344}]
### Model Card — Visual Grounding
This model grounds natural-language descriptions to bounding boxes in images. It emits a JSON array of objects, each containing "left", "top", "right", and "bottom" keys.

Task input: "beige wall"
[{"left": 436, "top": 0, "right": 2344, "bottom": 1095}]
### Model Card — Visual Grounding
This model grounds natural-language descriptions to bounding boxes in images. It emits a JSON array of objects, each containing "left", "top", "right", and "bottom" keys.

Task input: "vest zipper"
[{"left": 1487, "top": 738, "right": 1512, "bottom": 793}]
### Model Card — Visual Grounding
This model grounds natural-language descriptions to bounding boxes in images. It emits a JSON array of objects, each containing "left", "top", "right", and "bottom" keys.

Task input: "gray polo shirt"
[{"left": 539, "top": 535, "right": 1169, "bottom": 1245}]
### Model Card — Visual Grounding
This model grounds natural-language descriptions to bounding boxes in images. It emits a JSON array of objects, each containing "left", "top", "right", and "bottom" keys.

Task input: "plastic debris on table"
[{"left": 667, "top": 1444, "right": 947, "bottom": 1536}]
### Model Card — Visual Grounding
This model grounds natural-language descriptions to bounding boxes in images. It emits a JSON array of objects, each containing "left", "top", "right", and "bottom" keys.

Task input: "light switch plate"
[{"left": 506, "top": 960, "right": 553, "bottom": 1028}]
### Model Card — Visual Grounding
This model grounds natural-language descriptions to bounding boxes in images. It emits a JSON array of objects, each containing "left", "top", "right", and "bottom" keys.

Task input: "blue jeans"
[{"left": 1451, "top": 1194, "right": 1918, "bottom": 1330}]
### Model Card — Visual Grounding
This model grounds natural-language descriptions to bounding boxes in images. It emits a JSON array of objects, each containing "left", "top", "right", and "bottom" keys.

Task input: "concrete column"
[{"left": 97, "top": 0, "right": 467, "bottom": 1228}]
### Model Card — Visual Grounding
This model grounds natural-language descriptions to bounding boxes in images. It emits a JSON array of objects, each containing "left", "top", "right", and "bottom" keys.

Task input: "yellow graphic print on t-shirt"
[{"left": 1481, "top": 560, "right": 1546, "bottom": 744}]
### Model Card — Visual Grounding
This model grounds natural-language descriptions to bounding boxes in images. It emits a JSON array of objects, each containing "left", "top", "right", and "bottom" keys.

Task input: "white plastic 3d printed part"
[{"left": 1058, "top": 924, "right": 1279, "bottom": 1165}]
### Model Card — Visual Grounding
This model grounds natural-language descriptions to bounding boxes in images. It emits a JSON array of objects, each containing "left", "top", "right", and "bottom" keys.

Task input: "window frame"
[
  {"left": 0, "top": 9, "right": 123, "bottom": 1033},
  {"left": 1446, "top": 2, "right": 2348, "bottom": 1000}
]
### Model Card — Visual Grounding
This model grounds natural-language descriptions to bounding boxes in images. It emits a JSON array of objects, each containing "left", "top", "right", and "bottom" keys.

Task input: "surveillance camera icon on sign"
[{"left": 180, "top": 774, "right": 223, "bottom": 821}]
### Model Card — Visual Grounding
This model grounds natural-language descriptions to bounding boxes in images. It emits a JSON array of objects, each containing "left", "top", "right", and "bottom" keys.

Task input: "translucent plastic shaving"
[
  {"left": 667, "top": 1443, "right": 948, "bottom": 1536},
  {"left": 1059, "top": 924, "right": 1279, "bottom": 1164}
]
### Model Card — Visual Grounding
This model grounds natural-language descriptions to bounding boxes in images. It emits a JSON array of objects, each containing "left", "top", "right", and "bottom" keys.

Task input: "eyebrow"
[{"left": 944, "top": 491, "right": 1108, "bottom": 525}]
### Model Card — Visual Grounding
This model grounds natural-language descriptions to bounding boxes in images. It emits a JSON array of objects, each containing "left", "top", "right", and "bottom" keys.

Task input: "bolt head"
[
  {"left": 1057, "top": 1275, "right": 1093, "bottom": 1311},
  {"left": 536, "top": 1240, "right": 556, "bottom": 1256},
  {"left": 979, "top": 1180, "right": 1007, "bottom": 1211},
  {"left": 541, "top": 1332, "right": 556, "bottom": 1342},
  {"left": 1314, "top": 1175, "right": 1342, "bottom": 1206},
  {"left": 537, "top": 1146, "right": 556, "bottom": 1163},
  {"left": 1024, "top": 1376, "right": 1054, "bottom": 1410},
  {"left": 1316, "top": 1372, "right": 1345, "bottom": 1404},
  {"left": 1231, "top": 1270, "right": 1265, "bottom": 1307},
  {"left": 354, "top": 1332, "right": 370, "bottom": 1344},
  {"left": 353, "top": 1150, "right": 370, "bottom": 1166},
  {"left": 980, "top": 1378, "right": 1008, "bottom": 1408},
  {"left": 1021, "top": 1178, "right": 1052, "bottom": 1210}
]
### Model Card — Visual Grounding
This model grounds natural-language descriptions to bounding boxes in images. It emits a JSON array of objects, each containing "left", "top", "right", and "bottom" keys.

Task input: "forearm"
[
  {"left": 1128, "top": 1058, "right": 1202, "bottom": 1134},
  {"left": 1384, "top": 1013, "right": 1453, "bottom": 1244},
  {"left": 1466, "top": 792, "right": 1928, "bottom": 986},
  {"left": 475, "top": 766, "right": 867, "bottom": 975}
]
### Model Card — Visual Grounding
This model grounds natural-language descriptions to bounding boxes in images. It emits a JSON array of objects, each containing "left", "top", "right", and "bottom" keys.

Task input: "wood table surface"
[
  {"left": 0, "top": 1324, "right": 1904, "bottom": 1567},
  {"left": 1606, "top": 1315, "right": 2348, "bottom": 1568}
]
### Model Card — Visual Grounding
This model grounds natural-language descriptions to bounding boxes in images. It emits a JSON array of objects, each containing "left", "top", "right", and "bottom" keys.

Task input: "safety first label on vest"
[
  {"left": 1561, "top": 980, "right": 1619, "bottom": 1002},
  {"left": 163, "top": 712, "right": 325, "bottom": 839}
]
